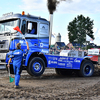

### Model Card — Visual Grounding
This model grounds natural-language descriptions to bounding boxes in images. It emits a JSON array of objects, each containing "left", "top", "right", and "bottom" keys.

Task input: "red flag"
[
  {"left": 13, "top": 26, "right": 22, "bottom": 34},
  {"left": 91, "top": 38, "right": 93, "bottom": 41}
]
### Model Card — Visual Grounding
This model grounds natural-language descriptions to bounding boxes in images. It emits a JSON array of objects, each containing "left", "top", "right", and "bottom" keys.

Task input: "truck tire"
[
  {"left": 55, "top": 68, "right": 73, "bottom": 76},
  {"left": 28, "top": 57, "right": 45, "bottom": 77},
  {"left": 79, "top": 60, "right": 94, "bottom": 77}
]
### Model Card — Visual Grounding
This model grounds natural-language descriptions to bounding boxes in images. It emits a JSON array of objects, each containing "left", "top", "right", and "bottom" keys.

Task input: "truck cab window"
[
  {"left": 27, "top": 22, "right": 37, "bottom": 35},
  {"left": 21, "top": 20, "right": 26, "bottom": 35}
]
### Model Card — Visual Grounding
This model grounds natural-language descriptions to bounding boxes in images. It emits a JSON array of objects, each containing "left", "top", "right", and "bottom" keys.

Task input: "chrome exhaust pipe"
[{"left": 49, "top": 14, "right": 53, "bottom": 48}]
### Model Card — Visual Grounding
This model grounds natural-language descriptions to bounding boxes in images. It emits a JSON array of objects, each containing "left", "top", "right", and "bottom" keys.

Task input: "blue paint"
[
  {"left": 6, "top": 38, "right": 49, "bottom": 66},
  {"left": 44, "top": 54, "right": 83, "bottom": 69},
  {"left": 32, "top": 62, "right": 42, "bottom": 72}
]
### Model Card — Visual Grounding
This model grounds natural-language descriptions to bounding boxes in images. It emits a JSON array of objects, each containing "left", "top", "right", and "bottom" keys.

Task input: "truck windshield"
[{"left": 0, "top": 19, "right": 20, "bottom": 34}]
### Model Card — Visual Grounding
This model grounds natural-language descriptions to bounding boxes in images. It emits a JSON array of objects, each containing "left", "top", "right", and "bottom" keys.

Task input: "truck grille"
[
  {"left": 0, "top": 53, "right": 6, "bottom": 60},
  {"left": 0, "top": 40, "right": 9, "bottom": 51}
]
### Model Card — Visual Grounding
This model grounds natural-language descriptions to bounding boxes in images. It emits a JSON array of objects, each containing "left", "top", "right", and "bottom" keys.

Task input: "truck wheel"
[
  {"left": 28, "top": 57, "right": 45, "bottom": 77},
  {"left": 79, "top": 60, "right": 94, "bottom": 77}
]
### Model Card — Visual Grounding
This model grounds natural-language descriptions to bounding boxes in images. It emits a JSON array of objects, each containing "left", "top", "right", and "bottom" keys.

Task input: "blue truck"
[{"left": 0, "top": 12, "right": 95, "bottom": 77}]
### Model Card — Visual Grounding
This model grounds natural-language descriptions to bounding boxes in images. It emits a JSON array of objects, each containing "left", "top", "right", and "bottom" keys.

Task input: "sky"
[{"left": 0, "top": 0, "right": 100, "bottom": 45}]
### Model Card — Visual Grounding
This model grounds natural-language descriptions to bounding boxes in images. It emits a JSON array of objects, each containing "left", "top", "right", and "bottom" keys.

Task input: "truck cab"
[{"left": 0, "top": 12, "right": 49, "bottom": 70}]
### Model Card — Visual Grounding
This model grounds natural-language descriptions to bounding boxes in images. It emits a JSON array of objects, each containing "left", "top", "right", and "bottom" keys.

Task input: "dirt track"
[{"left": 0, "top": 67, "right": 100, "bottom": 100}]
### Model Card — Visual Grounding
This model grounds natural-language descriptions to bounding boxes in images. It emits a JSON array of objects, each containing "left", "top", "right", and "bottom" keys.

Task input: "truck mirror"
[{"left": 28, "top": 23, "right": 32, "bottom": 30}]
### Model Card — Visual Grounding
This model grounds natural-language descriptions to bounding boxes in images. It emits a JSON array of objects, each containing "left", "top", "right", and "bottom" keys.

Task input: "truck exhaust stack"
[
  {"left": 49, "top": 14, "right": 53, "bottom": 48},
  {"left": 47, "top": 0, "right": 57, "bottom": 48}
]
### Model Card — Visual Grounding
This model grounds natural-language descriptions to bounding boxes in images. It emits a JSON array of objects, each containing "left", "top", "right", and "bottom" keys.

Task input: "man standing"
[{"left": 7, "top": 41, "right": 29, "bottom": 89}]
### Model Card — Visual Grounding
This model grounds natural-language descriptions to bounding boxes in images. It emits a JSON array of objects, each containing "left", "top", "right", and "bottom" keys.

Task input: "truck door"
[{"left": 24, "top": 21, "right": 39, "bottom": 50}]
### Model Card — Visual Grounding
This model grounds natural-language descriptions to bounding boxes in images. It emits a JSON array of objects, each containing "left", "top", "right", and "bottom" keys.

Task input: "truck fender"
[
  {"left": 25, "top": 52, "right": 33, "bottom": 66},
  {"left": 84, "top": 56, "right": 92, "bottom": 59}
]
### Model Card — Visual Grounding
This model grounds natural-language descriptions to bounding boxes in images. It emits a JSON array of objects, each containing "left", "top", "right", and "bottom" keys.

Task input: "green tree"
[{"left": 67, "top": 15, "right": 94, "bottom": 46}]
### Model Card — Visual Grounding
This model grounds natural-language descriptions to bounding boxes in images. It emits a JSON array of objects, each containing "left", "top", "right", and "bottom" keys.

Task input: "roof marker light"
[{"left": 22, "top": 11, "right": 25, "bottom": 15}]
